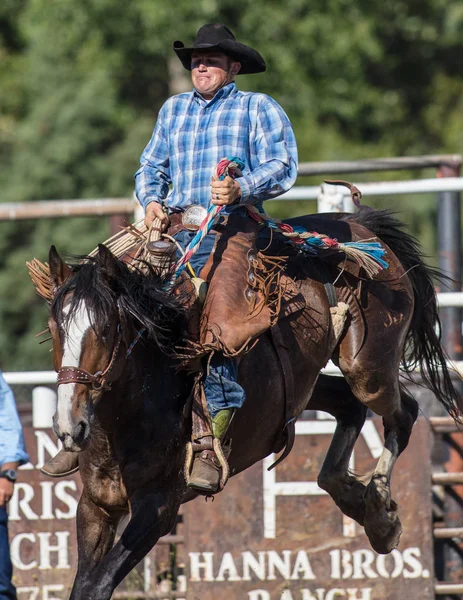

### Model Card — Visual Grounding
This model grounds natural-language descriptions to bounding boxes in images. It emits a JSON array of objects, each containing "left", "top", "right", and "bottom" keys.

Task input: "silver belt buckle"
[{"left": 182, "top": 205, "right": 208, "bottom": 231}]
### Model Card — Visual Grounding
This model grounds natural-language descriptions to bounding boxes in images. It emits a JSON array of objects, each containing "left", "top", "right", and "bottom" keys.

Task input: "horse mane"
[{"left": 51, "top": 255, "right": 188, "bottom": 353}]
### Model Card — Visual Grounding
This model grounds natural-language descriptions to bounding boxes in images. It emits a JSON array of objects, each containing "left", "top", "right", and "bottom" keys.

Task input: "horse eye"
[{"left": 101, "top": 324, "right": 111, "bottom": 338}]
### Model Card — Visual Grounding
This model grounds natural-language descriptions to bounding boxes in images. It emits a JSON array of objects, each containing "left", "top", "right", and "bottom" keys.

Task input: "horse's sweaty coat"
[{"left": 35, "top": 209, "right": 462, "bottom": 600}]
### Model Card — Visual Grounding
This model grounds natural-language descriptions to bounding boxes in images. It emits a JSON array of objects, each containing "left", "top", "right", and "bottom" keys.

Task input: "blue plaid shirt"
[
  {"left": 0, "top": 371, "right": 29, "bottom": 468},
  {"left": 135, "top": 82, "right": 298, "bottom": 211}
]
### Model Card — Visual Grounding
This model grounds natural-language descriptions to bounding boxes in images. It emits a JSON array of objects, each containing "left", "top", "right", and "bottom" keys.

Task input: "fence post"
[
  {"left": 133, "top": 192, "right": 145, "bottom": 223},
  {"left": 437, "top": 161, "right": 462, "bottom": 361},
  {"left": 317, "top": 183, "right": 355, "bottom": 213},
  {"left": 437, "top": 160, "right": 463, "bottom": 588},
  {"left": 32, "top": 386, "right": 57, "bottom": 428},
  {"left": 109, "top": 213, "right": 131, "bottom": 236}
]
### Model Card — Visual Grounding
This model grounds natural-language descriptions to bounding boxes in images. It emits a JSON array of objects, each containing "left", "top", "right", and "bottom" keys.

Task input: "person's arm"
[
  {"left": 0, "top": 461, "right": 19, "bottom": 507},
  {"left": 0, "top": 372, "right": 29, "bottom": 506},
  {"left": 236, "top": 97, "right": 298, "bottom": 204},
  {"left": 134, "top": 101, "right": 172, "bottom": 228}
]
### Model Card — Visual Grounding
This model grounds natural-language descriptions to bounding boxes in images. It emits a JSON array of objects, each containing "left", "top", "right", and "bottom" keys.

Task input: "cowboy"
[{"left": 42, "top": 24, "right": 298, "bottom": 493}]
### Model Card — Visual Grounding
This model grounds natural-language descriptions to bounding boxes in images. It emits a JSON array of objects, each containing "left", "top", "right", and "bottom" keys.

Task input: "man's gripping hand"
[
  {"left": 144, "top": 201, "right": 169, "bottom": 230},
  {"left": 211, "top": 176, "right": 242, "bottom": 206}
]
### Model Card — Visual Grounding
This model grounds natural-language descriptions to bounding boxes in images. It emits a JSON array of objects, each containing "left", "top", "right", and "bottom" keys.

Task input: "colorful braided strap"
[
  {"left": 170, "top": 157, "right": 388, "bottom": 283},
  {"left": 171, "top": 157, "right": 245, "bottom": 281}
]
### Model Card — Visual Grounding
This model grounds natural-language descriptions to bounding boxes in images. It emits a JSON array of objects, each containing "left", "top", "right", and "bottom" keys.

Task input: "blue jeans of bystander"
[{"left": 0, "top": 507, "right": 16, "bottom": 600}]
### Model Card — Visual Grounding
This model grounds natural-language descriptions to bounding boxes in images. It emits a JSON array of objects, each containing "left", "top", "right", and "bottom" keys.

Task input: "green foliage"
[{"left": 0, "top": 0, "right": 462, "bottom": 370}]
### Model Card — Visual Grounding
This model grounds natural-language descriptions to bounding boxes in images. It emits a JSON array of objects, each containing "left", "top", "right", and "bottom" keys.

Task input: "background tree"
[{"left": 1, "top": 0, "right": 462, "bottom": 369}]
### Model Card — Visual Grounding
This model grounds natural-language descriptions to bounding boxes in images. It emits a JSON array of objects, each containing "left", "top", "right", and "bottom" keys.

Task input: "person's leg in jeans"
[
  {"left": 173, "top": 230, "right": 246, "bottom": 419},
  {"left": 174, "top": 229, "right": 246, "bottom": 491},
  {"left": 0, "top": 507, "right": 16, "bottom": 600}
]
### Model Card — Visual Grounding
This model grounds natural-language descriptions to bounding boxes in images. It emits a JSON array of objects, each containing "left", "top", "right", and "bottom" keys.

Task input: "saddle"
[
  {"left": 176, "top": 210, "right": 352, "bottom": 484},
  {"left": 194, "top": 210, "right": 359, "bottom": 355}
]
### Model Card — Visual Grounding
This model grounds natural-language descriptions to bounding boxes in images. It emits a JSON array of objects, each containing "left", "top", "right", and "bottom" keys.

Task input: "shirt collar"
[{"left": 193, "top": 82, "right": 237, "bottom": 106}]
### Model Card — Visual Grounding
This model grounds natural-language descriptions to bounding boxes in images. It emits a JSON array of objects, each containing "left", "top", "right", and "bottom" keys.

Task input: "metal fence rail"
[
  {"left": 1, "top": 176, "right": 463, "bottom": 220},
  {"left": 297, "top": 154, "right": 461, "bottom": 176}
]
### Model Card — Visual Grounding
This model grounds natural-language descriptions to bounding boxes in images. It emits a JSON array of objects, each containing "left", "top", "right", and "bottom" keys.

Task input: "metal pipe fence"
[
  {"left": 297, "top": 154, "right": 461, "bottom": 176},
  {"left": 2, "top": 177, "right": 463, "bottom": 220}
]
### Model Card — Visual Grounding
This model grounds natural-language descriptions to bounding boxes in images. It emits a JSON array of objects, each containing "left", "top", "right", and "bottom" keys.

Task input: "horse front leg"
[
  {"left": 77, "top": 483, "right": 183, "bottom": 600},
  {"left": 309, "top": 375, "right": 368, "bottom": 525},
  {"left": 70, "top": 492, "right": 124, "bottom": 600}
]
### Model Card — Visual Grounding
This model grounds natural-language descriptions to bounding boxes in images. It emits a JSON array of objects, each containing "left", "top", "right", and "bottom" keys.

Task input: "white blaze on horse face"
[{"left": 56, "top": 300, "right": 93, "bottom": 435}]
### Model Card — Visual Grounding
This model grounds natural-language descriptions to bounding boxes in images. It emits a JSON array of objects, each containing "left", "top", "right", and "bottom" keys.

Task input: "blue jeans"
[
  {"left": 174, "top": 229, "right": 246, "bottom": 418},
  {"left": 0, "top": 507, "right": 16, "bottom": 600}
]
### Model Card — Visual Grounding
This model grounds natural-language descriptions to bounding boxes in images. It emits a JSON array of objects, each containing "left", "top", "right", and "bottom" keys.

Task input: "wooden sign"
[
  {"left": 9, "top": 420, "right": 434, "bottom": 600},
  {"left": 8, "top": 429, "right": 174, "bottom": 600},
  {"left": 184, "top": 418, "right": 434, "bottom": 600},
  {"left": 9, "top": 429, "right": 82, "bottom": 599}
]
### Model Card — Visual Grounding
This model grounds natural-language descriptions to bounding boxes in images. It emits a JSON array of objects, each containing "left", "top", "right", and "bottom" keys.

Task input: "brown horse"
[{"left": 45, "top": 208, "right": 461, "bottom": 600}]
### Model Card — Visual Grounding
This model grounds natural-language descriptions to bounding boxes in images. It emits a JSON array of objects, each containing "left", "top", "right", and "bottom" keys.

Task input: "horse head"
[
  {"left": 48, "top": 244, "right": 187, "bottom": 451},
  {"left": 48, "top": 244, "right": 132, "bottom": 450}
]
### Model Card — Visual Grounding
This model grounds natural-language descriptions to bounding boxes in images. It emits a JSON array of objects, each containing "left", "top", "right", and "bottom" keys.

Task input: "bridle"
[
  {"left": 56, "top": 323, "right": 124, "bottom": 392},
  {"left": 55, "top": 297, "right": 146, "bottom": 392}
]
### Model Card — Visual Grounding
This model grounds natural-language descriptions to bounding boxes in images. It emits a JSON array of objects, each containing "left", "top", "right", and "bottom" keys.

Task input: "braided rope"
[
  {"left": 170, "top": 157, "right": 245, "bottom": 281},
  {"left": 246, "top": 205, "right": 388, "bottom": 277},
  {"left": 169, "top": 156, "right": 387, "bottom": 282}
]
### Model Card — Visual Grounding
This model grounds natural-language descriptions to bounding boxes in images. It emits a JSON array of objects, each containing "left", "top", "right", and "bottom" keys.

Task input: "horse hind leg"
[
  {"left": 363, "top": 386, "right": 419, "bottom": 554},
  {"left": 309, "top": 375, "right": 368, "bottom": 526}
]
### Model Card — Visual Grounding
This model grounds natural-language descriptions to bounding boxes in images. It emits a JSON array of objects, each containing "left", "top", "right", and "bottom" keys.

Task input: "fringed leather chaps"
[{"left": 200, "top": 212, "right": 280, "bottom": 356}]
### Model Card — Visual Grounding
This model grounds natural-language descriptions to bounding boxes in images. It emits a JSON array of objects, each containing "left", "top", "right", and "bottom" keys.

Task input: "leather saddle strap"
[
  {"left": 267, "top": 323, "right": 296, "bottom": 470},
  {"left": 166, "top": 212, "right": 187, "bottom": 238},
  {"left": 308, "top": 261, "right": 338, "bottom": 308},
  {"left": 324, "top": 282, "right": 338, "bottom": 308}
]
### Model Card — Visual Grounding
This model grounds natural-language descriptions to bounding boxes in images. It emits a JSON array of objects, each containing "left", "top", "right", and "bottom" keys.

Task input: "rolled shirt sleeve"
[
  {"left": 237, "top": 97, "right": 298, "bottom": 205},
  {"left": 135, "top": 102, "right": 172, "bottom": 211},
  {"left": 0, "top": 371, "right": 29, "bottom": 467}
]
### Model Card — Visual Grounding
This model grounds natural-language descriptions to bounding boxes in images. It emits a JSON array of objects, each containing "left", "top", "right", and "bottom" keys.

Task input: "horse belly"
[{"left": 230, "top": 301, "right": 332, "bottom": 473}]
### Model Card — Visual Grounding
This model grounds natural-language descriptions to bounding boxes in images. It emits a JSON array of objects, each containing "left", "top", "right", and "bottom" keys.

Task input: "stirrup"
[{"left": 185, "top": 437, "right": 230, "bottom": 493}]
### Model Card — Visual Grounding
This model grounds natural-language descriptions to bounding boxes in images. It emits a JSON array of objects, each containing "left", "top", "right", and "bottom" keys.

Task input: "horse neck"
[{"left": 94, "top": 341, "right": 189, "bottom": 437}]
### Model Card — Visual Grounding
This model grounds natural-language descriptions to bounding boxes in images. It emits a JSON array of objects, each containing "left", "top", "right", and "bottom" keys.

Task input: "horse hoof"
[
  {"left": 363, "top": 478, "right": 402, "bottom": 554},
  {"left": 364, "top": 510, "right": 402, "bottom": 554},
  {"left": 337, "top": 477, "right": 367, "bottom": 526}
]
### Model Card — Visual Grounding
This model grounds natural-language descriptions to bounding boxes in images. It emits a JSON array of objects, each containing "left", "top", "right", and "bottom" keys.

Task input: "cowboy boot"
[
  {"left": 40, "top": 450, "right": 80, "bottom": 478},
  {"left": 188, "top": 408, "right": 234, "bottom": 493}
]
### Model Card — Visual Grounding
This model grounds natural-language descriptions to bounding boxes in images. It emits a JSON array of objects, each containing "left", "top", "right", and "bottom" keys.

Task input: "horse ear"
[
  {"left": 97, "top": 244, "right": 120, "bottom": 280},
  {"left": 49, "top": 245, "right": 72, "bottom": 288}
]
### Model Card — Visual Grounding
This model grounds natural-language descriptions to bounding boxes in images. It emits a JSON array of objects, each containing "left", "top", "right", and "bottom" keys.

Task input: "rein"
[{"left": 170, "top": 158, "right": 388, "bottom": 283}]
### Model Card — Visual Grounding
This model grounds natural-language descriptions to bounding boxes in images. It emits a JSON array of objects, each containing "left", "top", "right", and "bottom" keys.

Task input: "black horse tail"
[{"left": 349, "top": 208, "right": 462, "bottom": 420}]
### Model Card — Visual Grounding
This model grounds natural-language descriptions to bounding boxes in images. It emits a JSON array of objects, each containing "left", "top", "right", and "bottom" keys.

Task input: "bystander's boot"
[
  {"left": 188, "top": 408, "right": 234, "bottom": 493},
  {"left": 41, "top": 449, "right": 79, "bottom": 477}
]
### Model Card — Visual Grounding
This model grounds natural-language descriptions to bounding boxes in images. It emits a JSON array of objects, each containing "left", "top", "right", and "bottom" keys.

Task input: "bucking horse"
[{"left": 29, "top": 206, "right": 462, "bottom": 599}]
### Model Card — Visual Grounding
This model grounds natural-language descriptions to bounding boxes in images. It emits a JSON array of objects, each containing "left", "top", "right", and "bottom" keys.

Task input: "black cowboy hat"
[{"left": 173, "top": 24, "right": 266, "bottom": 75}]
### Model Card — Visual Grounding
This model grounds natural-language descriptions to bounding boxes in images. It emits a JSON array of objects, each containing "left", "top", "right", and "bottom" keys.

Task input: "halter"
[{"left": 56, "top": 323, "right": 123, "bottom": 391}]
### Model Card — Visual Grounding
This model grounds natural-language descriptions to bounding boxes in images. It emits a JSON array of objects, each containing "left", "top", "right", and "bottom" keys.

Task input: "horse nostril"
[{"left": 73, "top": 420, "right": 89, "bottom": 445}]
